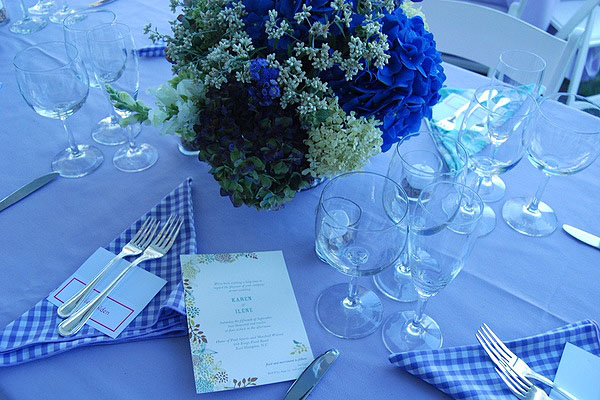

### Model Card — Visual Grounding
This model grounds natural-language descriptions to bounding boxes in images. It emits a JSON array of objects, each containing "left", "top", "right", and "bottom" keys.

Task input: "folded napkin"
[
  {"left": 135, "top": 41, "right": 167, "bottom": 58},
  {"left": 389, "top": 320, "right": 600, "bottom": 399},
  {"left": 0, "top": 178, "right": 196, "bottom": 366}
]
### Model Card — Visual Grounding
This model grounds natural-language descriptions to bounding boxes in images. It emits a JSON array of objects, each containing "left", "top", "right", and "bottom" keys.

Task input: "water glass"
[
  {"left": 459, "top": 84, "right": 538, "bottom": 236},
  {"left": 373, "top": 131, "right": 468, "bottom": 302},
  {"left": 14, "top": 42, "right": 103, "bottom": 177},
  {"left": 381, "top": 181, "right": 483, "bottom": 353},
  {"left": 63, "top": 10, "right": 128, "bottom": 146},
  {"left": 503, "top": 93, "right": 600, "bottom": 236},
  {"left": 315, "top": 172, "right": 409, "bottom": 339},
  {"left": 10, "top": 0, "right": 47, "bottom": 34},
  {"left": 480, "top": 50, "right": 546, "bottom": 203},
  {"left": 87, "top": 23, "right": 159, "bottom": 172}
]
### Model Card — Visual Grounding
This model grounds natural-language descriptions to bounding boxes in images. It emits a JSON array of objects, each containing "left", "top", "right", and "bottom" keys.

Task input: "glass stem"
[
  {"left": 100, "top": 85, "right": 120, "bottom": 120},
  {"left": 62, "top": 119, "right": 81, "bottom": 156},
  {"left": 126, "top": 124, "right": 138, "bottom": 151},
  {"left": 409, "top": 294, "right": 430, "bottom": 330},
  {"left": 18, "top": 0, "right": 29, "bottom": 18},
  {"left": 344, "top": 277, "right": 359, "bottom": 308},
  {"left": 526, "top": 174, "right": 551, "bottom": 213}
]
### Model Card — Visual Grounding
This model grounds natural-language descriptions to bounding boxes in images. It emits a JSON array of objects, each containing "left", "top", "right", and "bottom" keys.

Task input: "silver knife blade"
[
  {"left": 563, "top": 224, "right": 600, "bottom": 250},
  {"left": 0, "top": 172, "right": 59, "bottom": 213},
  {"left": 283, "top": 349, "right": 339, "bottom": 400}
]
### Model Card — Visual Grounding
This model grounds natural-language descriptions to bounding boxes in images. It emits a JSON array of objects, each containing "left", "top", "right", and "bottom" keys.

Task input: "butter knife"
[
  {"left": 563, "top": 224, "right": 600, "bottom": 250},
  {"left": 283, "top": 349, "right": 339, "bottom": 400},
  {"left": 0, "top": 172, "right": 59, "bottom": 213}
]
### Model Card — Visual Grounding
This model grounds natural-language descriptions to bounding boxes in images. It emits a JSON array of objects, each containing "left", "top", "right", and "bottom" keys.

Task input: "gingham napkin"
[
  {"left": 0, "top": 178, "right": 196, "bottom": 366},
  {"left": 135, "top": 41, "right": 167, "bottom": 58},
  {"left": 389, "top": 320, "right": 600, "bottom": 399}
]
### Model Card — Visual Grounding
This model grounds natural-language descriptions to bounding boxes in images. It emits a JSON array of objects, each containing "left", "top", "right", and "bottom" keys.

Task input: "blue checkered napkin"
[
  {"left": 389, "top": 320, "right": 600, "bottom": 399},
  {"left": 0, "top": 178, "right": 196, "bottom": 366},
  {"left": 135, "top": 41, "right": 167, "bottom": 58}
]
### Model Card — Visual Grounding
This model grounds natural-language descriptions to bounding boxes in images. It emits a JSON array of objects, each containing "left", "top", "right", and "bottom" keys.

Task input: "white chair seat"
[{"left": 551, "top": 1, "right": 600, "bottom": 46}]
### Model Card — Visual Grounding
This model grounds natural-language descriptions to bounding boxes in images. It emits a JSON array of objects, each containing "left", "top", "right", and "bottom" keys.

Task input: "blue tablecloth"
[{"left": 1, "top": 1, "right": 599, "bottom": 399}]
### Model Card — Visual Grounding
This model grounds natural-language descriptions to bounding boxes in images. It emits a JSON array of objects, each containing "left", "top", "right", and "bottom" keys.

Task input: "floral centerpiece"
[{"left": 110, "top": 0, "right": 445, "bottom": 210}]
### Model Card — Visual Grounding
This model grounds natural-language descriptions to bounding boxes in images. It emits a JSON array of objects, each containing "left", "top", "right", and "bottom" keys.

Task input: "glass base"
[
  {"left": 373, "top": 265, "right": 418, "bottom": 302},
  {"left": 477, "top": 175, "right": 505, "bottom": 203},
  {"left": 28, "top": 1, "right": 58, "bottom": 15},
  {"left": 315, "top": 283, "right": 383, "bottom": 339},
  {"left": 49, "top": 7, "right": 75, "bottom": 24},
  {"left": 381, "top": 311, "right": 442, "bottom": 353},
  {"left": 91, "top": 115, "right": 129, "bottom": 146},
  {"left": 178, "top": 142, "right": 200, "bottom": 156},
  {"left": 475, "top": 204, "right": 496, "bottom": 237},
  {"left": 9, "top": 16, "right": 47, "bottom": 34},
  {"left": 502, "top": 197, "right": 557, "bottom": 237},
  {"left": 52, "top": 145, "right": 104, "bottom": 178},
  {"left": 113, "top": 143, "right": 158, "bottom": 172}
]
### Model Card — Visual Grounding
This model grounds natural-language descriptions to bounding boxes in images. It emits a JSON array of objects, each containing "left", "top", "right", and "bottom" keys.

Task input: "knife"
[
  {"left": 283, "top": 349, "right": 339, "bottom": 400},
  {"left": 563, "top": 224, "right": 600, "bottom": 250},
  {"left": 0, "top": 172, "right": 59, "bottom": 213}
]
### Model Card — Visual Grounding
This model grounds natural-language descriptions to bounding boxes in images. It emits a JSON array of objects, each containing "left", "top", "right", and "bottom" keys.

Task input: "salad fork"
[
  {"left": 492, "top": 357, "right": 550, "bottom": 400},
  {"left": 57, "top": 214, "right": 184, "bottom": 337},
  {"left": 57, "top": 217, "right": 159, "bottom": 318},
  {"left": 477, "top": 323, "right": 577, "bottom": 400}
]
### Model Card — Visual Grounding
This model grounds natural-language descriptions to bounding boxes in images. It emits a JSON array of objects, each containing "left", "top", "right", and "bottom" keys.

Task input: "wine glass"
[
  {"left": 477, "top": 50, "right": 546, "bottom": 203},
  {"left": 87, "top": 23, "right": 159, "bottom": 172},
  {"left": 315, "top": 172, "right": 409, "bottom": 339},
  {"left": 381, "top": 181, "right": 484, "bottom": 353},
  {"left": 13, "top": 42, "right": 104, "bottom": 177},
  {"left": 459, "top": 84, "right": 538, "bottom": 236},
  {"left": 503, "top": 93, "right": 600, "bottom": 237},
  {"left": 10, "top": 0, "right": 47, "bottom": 34},
  {"left": 63, "top": 10, "right": 128, "bottom": 146},
  {"left": 28, "top": 0, "right": 57, "bottom": 15},
  {"left": 373, "top": 131, "right": 469, "bottom": 302}
]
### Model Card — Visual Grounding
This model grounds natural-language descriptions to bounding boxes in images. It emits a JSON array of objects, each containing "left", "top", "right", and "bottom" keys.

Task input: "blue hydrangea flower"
[
  {"left": 329, "top": 10, "right": 445, "bottom": 151},
  {"left": 248, "top": 58, "right": 281, "bottom": 107}
]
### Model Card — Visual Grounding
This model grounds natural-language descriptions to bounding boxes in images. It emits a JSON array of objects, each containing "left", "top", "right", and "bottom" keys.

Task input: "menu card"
[{"left": 180, "top": 251, "right": 313, "bottom": 394}]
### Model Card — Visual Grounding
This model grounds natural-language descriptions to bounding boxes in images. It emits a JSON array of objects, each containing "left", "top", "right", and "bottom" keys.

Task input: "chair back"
[{"left": 420, "top": 0, "right": 581, "bottom": 94}]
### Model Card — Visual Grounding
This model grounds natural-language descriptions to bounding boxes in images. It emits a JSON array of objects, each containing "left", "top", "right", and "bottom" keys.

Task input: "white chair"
[
  {"left": 420, "top": 0, "right": 581, "bottom": 94},
  {"left": 549, "top": 0, "right": 600, "bottom": 99}
]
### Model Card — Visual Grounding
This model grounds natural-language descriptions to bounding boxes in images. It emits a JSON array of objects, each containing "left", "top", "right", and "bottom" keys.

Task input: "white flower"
[
  {"left": 149, "top": 83, "right": 178, "bottom": 108},
  {"left": 148, "top": 108, "right": 168, "bottom": 126}
]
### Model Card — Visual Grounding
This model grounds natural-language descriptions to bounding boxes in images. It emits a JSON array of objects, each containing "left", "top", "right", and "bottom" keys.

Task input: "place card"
[
  {"left": 48, "top": 248, "right": 167, "bottom": 338},
  {"left": 550, "top": 342, "right": 600, "bottom": 399},
  {"left": 180, "top": 251, "right": 313, "bottom": 394}
]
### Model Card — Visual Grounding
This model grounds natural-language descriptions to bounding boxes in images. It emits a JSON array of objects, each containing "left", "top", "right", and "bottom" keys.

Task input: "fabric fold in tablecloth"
[
  {"left": 389, "top": 319, "right": 600, "bottom": 399},
  {"left": 0, "top": 178, "right": 196, "bottom": 366}
]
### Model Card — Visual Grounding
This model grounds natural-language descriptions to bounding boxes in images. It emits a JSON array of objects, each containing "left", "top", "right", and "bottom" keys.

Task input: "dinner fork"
[
  {"left": 477, "top": 323, "right": 577, "bottom": 400},
  {"left": 492, "top": 357, "right": 550, "bottom": 400},
  {"left": 57, "top": 214, "right": 184, "bottom": 337},
  {"left": 57, "top": 217, "right": 159, "bottom": 318}
]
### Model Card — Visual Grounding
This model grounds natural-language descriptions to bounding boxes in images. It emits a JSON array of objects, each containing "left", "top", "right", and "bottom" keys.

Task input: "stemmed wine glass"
[
  {"left": 477, "top": 50, "right": 546, "bottom": 203},
  {"left": 13, "top": 42, "right": 104, "bottom": 177},
  {"left": 374, "top": 131, "right": 469, "bottom": 302},
  {"left": 87, "top": 23, "right": 159, "bottom": 172},
  {"left": 381, "top": 181, "right": 484, "bottom": 353},
  {"left": 63, "top": 10, "right": 128, "bottom": 146},
  {"left": 503, "top": 93, "right": 600, "bottom": 236},
  {"left": 10, "top": 0, "right": 47, "bottom": 34},
  {"left": 315, "top": 172, "right": 409, "bottom": 339},
  {"left": 459, "top": 84, "right": 538, "bottom": 236}
]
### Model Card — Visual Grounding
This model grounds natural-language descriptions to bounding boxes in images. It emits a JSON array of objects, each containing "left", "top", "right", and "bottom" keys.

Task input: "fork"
[
  {"left": 492, "top": 356, "right": 550, "bottom": 400},
  {"left": 57, "top": 217, "right": 159, "bottom": 318},
  {"left": 477, "top": 323, "right": 577, "bottom": 400},
  {"left": 57, "top": 214, "right": 184, "bottom": 337}
]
